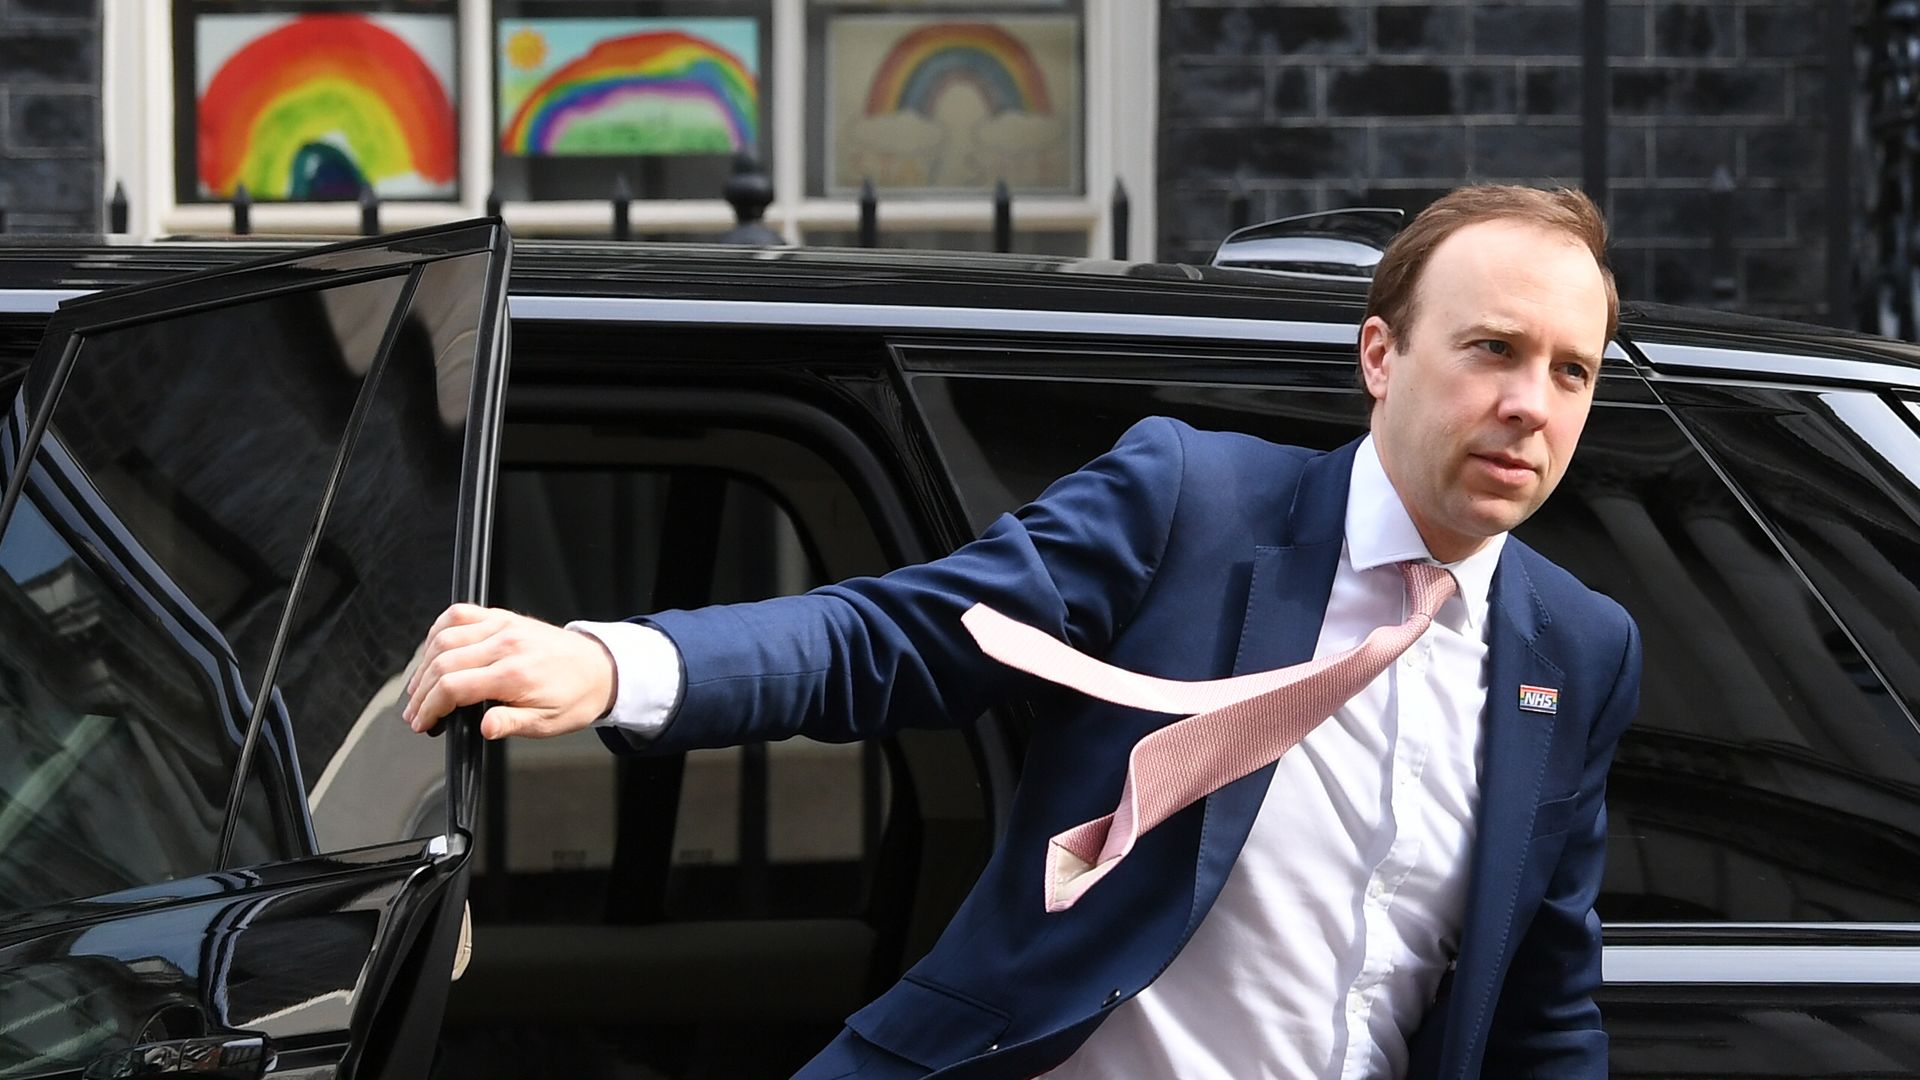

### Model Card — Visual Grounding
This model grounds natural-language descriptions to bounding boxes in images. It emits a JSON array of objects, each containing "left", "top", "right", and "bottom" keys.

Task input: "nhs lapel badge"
[{"left": 1518, "top": 684, "right": 1560, "bottom": 715}]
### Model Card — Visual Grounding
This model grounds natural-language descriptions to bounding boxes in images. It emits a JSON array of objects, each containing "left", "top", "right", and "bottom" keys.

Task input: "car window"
[
  {"left": 474, "top": 423, "right": 894, "bottom": 925},
  {"left": 0, "top": 272, "right": 415, "bottom": 910},
  {"left": 903, "top": 349, "right": 1920, "bottom": 924},
  {"left": 261, "top": 252, "right": 499, "bottom": 853}
]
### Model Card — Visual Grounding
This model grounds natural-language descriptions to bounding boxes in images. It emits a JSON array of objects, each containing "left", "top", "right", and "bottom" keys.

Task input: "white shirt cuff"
[{"left": 566, "top": 619, "right": 683, "bottom": 738}]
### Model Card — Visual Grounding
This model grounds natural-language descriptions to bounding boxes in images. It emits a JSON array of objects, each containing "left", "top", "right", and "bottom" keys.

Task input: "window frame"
[{"left": 103, "top": 0, "right": 1157, "bottom": 257}]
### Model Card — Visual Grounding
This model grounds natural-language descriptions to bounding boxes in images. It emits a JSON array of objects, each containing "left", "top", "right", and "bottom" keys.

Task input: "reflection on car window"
[
  {"left": 908, "top": 362, "right": 1920, "bottom": 923},
  {"left": 271, "top": 253, "right": 485, "bottom": 854},
  {"left": 0, "top": 272, "right": 416, "bottom": 909},
  {"left": 0, "top": 479, "right": 274, "bottom": 909}
]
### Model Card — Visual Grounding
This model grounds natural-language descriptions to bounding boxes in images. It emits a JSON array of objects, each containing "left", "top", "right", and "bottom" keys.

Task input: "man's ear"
[{"left": 1358, "top": 315, "right": 1395, "bottom": 402}]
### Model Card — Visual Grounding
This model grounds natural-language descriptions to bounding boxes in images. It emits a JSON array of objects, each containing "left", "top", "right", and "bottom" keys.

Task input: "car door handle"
[{"left": 82, "top": 1034, "right": 275, "bottom": 1079}]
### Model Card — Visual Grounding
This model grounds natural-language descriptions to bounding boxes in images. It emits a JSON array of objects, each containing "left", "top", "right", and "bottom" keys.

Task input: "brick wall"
[
  {"left": 1158, "top": 0, "right": 1835, "bottom": 323},
  {"left": 0, "top": 0, "right": 102, "bottom": 234}
]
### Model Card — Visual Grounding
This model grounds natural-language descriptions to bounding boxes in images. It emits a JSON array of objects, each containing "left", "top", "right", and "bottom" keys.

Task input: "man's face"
[{"left": 1358, "top": 219, "right": 1609, "bottom": 563}]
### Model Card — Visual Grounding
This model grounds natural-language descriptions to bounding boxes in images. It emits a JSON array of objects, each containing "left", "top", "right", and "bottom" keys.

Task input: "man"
[{"left": 406, "top": 184, "right": 1640, "bottom": 1079}]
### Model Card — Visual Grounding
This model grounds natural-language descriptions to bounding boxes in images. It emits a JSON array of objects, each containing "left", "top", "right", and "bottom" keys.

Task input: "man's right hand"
[{"left": 403, "top": 604, "right": 617, "bottom": 740}]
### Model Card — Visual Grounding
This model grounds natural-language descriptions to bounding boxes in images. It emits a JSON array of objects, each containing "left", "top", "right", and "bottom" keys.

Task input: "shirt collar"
[{"left": 1344, "top": 435, "right": 1505, "bottom": 631}]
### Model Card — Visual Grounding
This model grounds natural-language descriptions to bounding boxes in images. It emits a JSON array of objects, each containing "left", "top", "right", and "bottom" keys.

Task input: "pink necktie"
[{"left": 962, "top": 561, "right": 1458, "bottom": 913}]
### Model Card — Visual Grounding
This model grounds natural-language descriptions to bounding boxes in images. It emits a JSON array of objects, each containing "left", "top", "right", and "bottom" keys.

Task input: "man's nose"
[{"left": 1499, "top": 364, "right": 1552, "bottom": 429}]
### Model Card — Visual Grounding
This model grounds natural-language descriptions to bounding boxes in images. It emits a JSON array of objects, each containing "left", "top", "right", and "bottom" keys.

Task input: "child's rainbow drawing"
[
  {"left": 196, "top": 14, "right": 458, "bottom": 201},
  {"left": 497, "top": 19, "right": 759, "bottom": 157}
]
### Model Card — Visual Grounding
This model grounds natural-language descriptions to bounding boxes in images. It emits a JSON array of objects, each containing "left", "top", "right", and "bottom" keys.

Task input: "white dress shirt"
[
  {"left": 578, "top": 436, "right": 1505, "bottom": 1079},
  {"left": 1045, "top": 436, "right": 1503, "bottom": 1079}
]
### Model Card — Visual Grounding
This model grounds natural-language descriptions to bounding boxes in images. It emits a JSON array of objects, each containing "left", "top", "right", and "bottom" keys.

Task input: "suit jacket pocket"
[
  {"left": 846, "top": 974, "right": 1013, "bottom": 1071},
  {"left": 1530, "top": 790, "right": 1584, "bottom": 841}
]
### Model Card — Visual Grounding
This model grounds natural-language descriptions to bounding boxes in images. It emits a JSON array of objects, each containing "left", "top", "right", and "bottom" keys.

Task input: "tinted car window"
[
  {"left": 904, "top": 353, "right": 1920, "bottom": 923},
  {"left": 268, "top": 252, "right": 494, "bottom": 853},
  {"left": 475, "top": 424, "right": 892, "bottom": 925},
  {"left": 0, "top": 273, "right": 415, "bottom": 909}
]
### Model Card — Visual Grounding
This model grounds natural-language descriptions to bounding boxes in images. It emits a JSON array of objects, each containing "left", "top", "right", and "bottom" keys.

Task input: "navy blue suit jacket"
[{"left": 625, "top": 418, "right": 1642, "bottom": 1079}]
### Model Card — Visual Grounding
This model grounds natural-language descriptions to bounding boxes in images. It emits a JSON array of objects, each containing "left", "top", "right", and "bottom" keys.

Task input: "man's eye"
[
  {"left": 1479, "top": 339, "right": 1510, "bottom": 356},
  {"left": 1559, "top": 362, "right": 1595, "bottom": 384}
]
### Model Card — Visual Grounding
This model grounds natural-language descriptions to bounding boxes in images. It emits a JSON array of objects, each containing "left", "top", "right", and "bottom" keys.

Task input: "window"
[
  {"left": 902, "top": 347, "right": 1920, "bottom": 924},
  {"left": 469, "top": 422, "right": 894, "bottom": 924},
  {"left": 106, "top": 0, "right": 1154, "bottom": 256},
  {"left": 440, "top": 414, "right": 946, "bottom": 1079},
  {"left": 0, "top": 272, "right": 415, "bottom": 909}
]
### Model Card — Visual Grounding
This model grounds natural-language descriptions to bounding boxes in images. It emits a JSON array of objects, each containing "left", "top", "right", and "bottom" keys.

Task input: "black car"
[{"left": 0, "top": 221, "right": 1917, "bottom": 1079}]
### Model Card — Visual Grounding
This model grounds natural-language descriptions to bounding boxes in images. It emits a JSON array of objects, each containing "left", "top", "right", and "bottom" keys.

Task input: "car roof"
[
  {"left": 5, "top": 234, "right": 1920, "bottom": 385},
  {"left": 0, "top": 234, "right": 1367, "bottom": 325}
]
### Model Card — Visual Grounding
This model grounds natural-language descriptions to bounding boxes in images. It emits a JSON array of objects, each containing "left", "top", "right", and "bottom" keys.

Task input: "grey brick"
[
  {"left": 12, "top": 0, "right": 100, "bottom": 16},
  {"left": 1164, "top": 186, "right": 1239, "bottom": 248},
  {"left": 1650, "top": 247, "right": 1720, "bottom": 305},
  {"left": 1473, "top": 6, "right": 1580, "bottom": 57},
  {"left": 1610, "top": 5, "right": 1650, "bottom": 58},
  {"left": 9, "top": 91, "right": 96, "bottom": 151},
  {"left": 1654, "top": 125, "right": 1739, "bottom": 179},
  {"left": 1522, "top": 65, "right": 1582, "bottom": 116},
  {"left": 1328, "top": 65, "right": 1455, "bottom": 116},
  {"left": 0, "top": 157, "right": 98, "bottom": 215},
  {"left": 1162, "top": 6, "right": 1365, "bottom": 58},
  {"left": 0, "top": 30, "right": 96, "bottom": 84},
  {"left": 1456, "top": 66, "right": 1519, "bottom": 114},
  {"left": 1744, "top": 5, "right": 1822, "bottom": 60},
  {"left": 1375, "top": 124, "right": 1469, "bottom": 178},
  {"left": 1745, "top": 247, "right": 1824, "bottom": 304},
  {"left": 1611, "top": 68, "right": 1787, "bottom": 116},
  {"left": 1377, "top": 7, "right": 1468, "bottom": 55},
  {"left": 1472, "top": 123, "right": 1583, "bottom": 179},
  {"left": 1610, "top": 125, "right": 1651, "bottom": 177},
  {"left": 1165, "top": 125, "right": 1367, "bottom": 182},
  {"left": 1732, "top": 186, "right": 1794, "bottom": 242},
  {"left": 1653, "top": 5, "right": 1737, "bottom": 59},
  {"left": 1612, "top": 187, "right": 1714, "bottom": 241},
  {"left": 1791, "top": 65, "right": 1834, "bottom": 121},
  {"left": 1272, "top": 67, "right": 1313, "bottom": 117},
  {"left": 1744, "top": 125, "right": 1823, "bottom": 179},
  {"left": 1166, "top": 62, "right": 1266, "bottom": 121}
]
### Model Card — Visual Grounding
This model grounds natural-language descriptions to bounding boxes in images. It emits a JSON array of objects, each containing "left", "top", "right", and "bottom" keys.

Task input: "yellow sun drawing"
[{"left": 506, "top": 28, "right": 548, "bottom": 71}]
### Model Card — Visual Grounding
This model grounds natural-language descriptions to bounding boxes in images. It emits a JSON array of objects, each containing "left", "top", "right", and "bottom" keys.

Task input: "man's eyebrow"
[{"left": 1459, "top": 319, "right": 1526, "bottom": 340}]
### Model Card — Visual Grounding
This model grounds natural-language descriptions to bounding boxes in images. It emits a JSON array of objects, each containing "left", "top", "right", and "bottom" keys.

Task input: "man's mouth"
[{"left": 1469, "top": 451, "right": 1538, "bottom": 484}]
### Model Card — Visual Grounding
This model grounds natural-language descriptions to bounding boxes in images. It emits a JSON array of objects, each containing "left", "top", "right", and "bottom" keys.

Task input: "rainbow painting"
[
  {"left": 497, "top": 19, "right": 759, "bottom": 158},
  {"left": 827, "top": 16, "right": 1080, "bottom": 196},
  {"left": 863, "top": 23, "right": 1053, "bottom": 120},
  {"left": 195, "top": 14, "right": 458, "bottom": 201}
]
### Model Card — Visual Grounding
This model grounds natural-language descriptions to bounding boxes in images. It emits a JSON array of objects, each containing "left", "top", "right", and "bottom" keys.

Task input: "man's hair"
[{"left": 1361, "top": 185, "right": 1618, "bottom": 383}]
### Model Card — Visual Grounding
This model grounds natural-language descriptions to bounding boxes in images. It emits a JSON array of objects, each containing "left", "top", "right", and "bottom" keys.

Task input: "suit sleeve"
[
  {"left": 1480, "top": 613, "right": 1642, "bottom": 1078},
  {"left": 601, "top": 416, "right": 1187, "bottom": 754}
]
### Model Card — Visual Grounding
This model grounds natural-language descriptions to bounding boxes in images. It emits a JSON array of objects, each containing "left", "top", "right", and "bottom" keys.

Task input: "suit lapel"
[
  {"left": 1185, "top": 441, "right": 1356, "bottom": 936},
  {"left": 1436, "top": 544, "right": 1566, "bottom": 1076}
]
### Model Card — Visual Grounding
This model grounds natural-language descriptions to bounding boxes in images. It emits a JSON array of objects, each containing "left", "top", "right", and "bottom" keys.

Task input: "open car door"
[{"left": 0, "top": 221, "right": 510, "bottom": 1080}]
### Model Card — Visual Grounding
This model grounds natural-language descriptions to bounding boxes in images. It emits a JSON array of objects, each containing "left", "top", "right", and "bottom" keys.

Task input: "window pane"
[
  {"left": 905, "top": 367, "right": 1920, "bottom": 922},
  {"left": 172, "top": 3, "right": 463, "bottom": 204},
  {"left": 806, "top": 1, "right": 1086, "bottom": 198},
  {"left": 0, "top": 485, "right": 262, "bottom": 909},
  {"left": 0, "top": 272, "right": 417, "bottom": 909},
  {"left": 275, "top": 252, "right": 493, "bottom": 853},
  {"left": 474, "top": 423, "right": 894, "bottom": 925},
  {"left": 491, "top": 2, "right": 774, "bottom": 202}
]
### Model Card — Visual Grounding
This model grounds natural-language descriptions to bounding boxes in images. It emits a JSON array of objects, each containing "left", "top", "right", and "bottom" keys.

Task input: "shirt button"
[{"left": 1368, "top": 879, "right": 1387, "bottom": 899}]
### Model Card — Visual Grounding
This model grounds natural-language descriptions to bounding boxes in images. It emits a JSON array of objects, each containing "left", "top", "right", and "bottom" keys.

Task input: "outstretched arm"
[{"left": 404, "top": 416, "right": 1188, "bottom": 750}]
